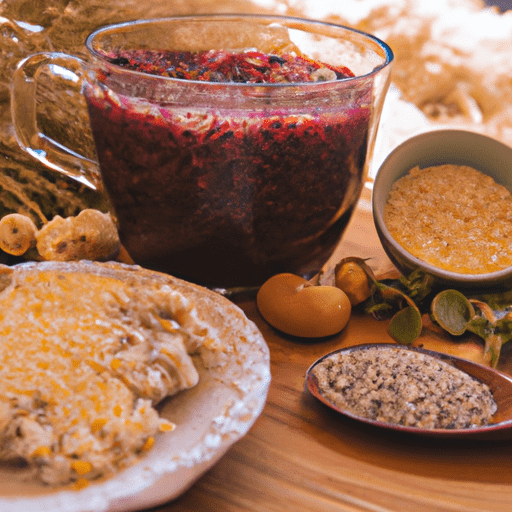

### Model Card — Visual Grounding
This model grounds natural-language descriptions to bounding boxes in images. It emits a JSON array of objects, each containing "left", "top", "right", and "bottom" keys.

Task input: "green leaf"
[
  {"left": 431, "top": 289, "right": 474, "bottom": 336},
  {"left": 374, "top": 281, "right": 417, "bottom": 307},
  {"left": 398, "top": 269, "right": 435, "bottom": 303},
  {"left": 472, "top": 290, "right": 512, "bottom": 311},
  {"left": 365, "top": 301, "right": 395, "bottom": 320},
  {"left": 467, "top": 315, "right": 493, "bottom": 340},
  {"left": 366, "top": 279, "right": 422, "bottom": 322},
  {"left": 388, "top": 305, "right": 423, "bottom": 344},
  {"left": 495, "top": 313, "right": 512, "bottom": 345}
]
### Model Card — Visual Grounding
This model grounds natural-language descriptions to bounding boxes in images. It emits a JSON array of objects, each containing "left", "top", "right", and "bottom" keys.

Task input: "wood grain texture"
[{"left": 153, "top": 187, "right": 512, "bottom": 512}]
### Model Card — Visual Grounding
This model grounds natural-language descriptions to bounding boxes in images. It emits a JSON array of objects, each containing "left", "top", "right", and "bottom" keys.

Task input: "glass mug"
[{"left": 11, "top": 15, "right": 393, "bottom": 288}]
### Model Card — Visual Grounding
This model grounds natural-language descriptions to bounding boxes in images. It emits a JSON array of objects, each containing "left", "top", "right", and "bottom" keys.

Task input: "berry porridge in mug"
[{"left": 11, "top": 15, "right": 393, "bottom": 287}]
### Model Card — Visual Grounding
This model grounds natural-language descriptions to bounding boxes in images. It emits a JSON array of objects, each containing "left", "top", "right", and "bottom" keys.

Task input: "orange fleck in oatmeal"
[{"left": 384, "top": 164, "right": 512, "bottom": 274}]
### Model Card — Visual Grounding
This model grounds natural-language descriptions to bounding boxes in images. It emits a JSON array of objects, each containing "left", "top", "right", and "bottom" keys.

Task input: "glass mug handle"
[{"left": 10, "top": 52, "right": 102, "bottom": 191}]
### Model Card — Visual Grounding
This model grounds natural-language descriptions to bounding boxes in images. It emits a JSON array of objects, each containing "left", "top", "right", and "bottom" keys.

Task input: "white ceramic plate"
[{"left": 0, "top": 265, "right": 271, "bottom": 512}]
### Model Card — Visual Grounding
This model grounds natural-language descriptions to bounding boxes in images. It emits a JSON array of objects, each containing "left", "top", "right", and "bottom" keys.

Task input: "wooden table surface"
[{"left": 152, "top": 186, "right": 512, "bottom": 512}]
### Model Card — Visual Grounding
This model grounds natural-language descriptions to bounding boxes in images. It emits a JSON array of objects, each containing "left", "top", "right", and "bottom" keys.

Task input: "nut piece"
[
  {"left": 256, "top": 273, "right": 351, "bottom": 337},
  {"left": 36, "top": 209, "right": 120, "bottom": 262},
  {"left": 0, "top": 214, "right": 37, "bottom": 256}
]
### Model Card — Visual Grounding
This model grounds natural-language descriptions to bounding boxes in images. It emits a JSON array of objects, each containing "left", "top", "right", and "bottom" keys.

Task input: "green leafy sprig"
[{"left": 350, "top": 257, "right": 512, "bottom": 367}]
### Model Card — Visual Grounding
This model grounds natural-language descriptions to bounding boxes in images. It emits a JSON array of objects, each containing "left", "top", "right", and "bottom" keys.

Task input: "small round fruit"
[
  {"left": 335, "top": 259, "right": 372, "bottom": 306},
  {"left": 256, "top": 273, "right": 351, "bottom": 337}
]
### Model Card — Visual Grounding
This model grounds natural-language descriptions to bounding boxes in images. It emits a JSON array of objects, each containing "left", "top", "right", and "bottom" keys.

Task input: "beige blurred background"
[{"left": 1, "top": 0, "right": 511, "bottom": 225}]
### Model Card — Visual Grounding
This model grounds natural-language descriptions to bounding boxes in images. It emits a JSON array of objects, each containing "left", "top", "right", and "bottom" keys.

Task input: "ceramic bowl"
[{"left": 372, "top": 129, "right": 512, "bottom": 291}]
